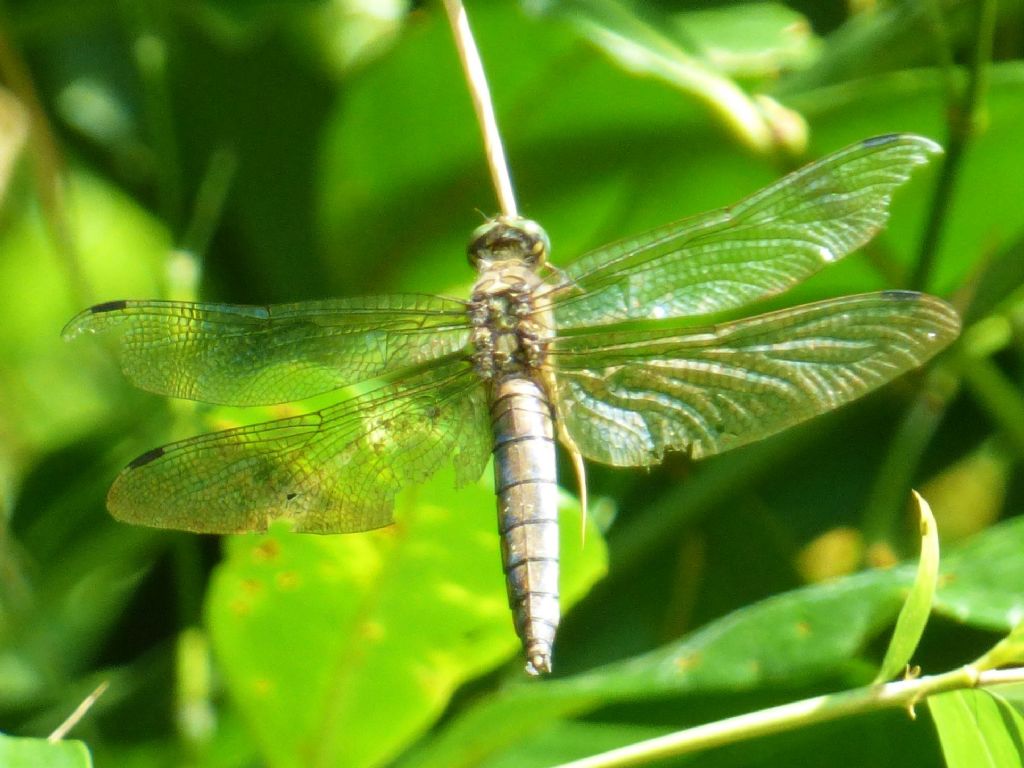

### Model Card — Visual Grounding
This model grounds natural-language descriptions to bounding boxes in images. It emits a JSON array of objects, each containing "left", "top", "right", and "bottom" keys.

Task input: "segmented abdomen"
[{"left": 490, "top": 376, "right": 560, "bottom": 675}]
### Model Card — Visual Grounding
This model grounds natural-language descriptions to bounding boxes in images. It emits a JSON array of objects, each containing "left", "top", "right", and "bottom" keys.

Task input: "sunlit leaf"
[
  {"left": 672, "top": 3, "right": 821, "bottom": 78},
  {"left": 975, "top": 623, "right": 1024, "bottom": 671},
  {"left": 206, "top": 469, "right": 606, "bottom": 767},
  {"left": 929, "top": 689, "right": 1024, "bottom": 768},
  {"left": 541, "top": 0, "right": 780, "bottom": 151},
  {"left": 0, "top": 733, "right": 92, "bottom": 768}
]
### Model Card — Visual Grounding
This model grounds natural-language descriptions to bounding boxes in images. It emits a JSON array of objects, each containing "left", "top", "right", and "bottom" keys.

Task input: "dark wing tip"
[
  {"left": 880, "top": 288, "right": 962, "bottom": 335},
  {"left": 62, "top": 299, "right": 130, "bottom": 340},
  {"left": 861, "top": 133, "right": 943, "bottom": 157},
  {"left": 862, "top": 133, "right": 902, "bottom": 147},
  {"left": 880, "top": 289, "right": 923, "bottom": 301},
  {"left": 90, "top": 299, "right": 130, "bottom": 313},
  {"left": 127, "top": 446, "right": 166, "bottom": 469},
  {"left": 881, "top": 291, "right": 962, "bottom": 347}
]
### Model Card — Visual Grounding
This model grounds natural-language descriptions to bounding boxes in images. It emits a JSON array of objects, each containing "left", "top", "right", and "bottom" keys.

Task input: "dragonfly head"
[{"left": 468, "top": 217, "right": 550, "bottom": 269}]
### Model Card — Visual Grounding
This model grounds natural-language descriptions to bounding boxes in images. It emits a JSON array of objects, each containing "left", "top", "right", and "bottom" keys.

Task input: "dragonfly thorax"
[{"left": 469, "top": 260, "right": 553, "bottom": 382}]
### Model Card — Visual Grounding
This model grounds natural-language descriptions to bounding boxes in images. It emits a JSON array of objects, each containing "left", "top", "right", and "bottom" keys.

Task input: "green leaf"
[
  {"left": 929, "top": 689, "right": 1024, "bottom": 768},
  {"left": 401, "top": 573, "right": 908, "bottom": 768},
  {"left": 205, "top": 468, "right": 606, "bottom": 768},
  {"left": 0, "top": 167, "right": 170, "bottom": 468},
  {"left": 975, "top": 623, "right": 1024, "bottom": 671},
  {"left": 671, "top": 2, "right": 822, "bottom": 78},
  {"left": 542, "top": 0, "right": 784, "bottom": 151},
  {"left": 874, "top": 490, "right": 940, "bottom": 683},
  {"left": 0, "top": 733, "right": 92, "bottom": 768},
  {"left": 1000, "top": 684, "right": 1024, "bottom": 714},
  {"left": 403, "top": 517, "right": 1024, "bottom": 767},
  {"left": 932, "top": 517, "right": 1024, "bottom": 631}
]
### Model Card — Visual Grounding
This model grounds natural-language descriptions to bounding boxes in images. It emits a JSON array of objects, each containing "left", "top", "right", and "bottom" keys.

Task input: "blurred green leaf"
[
  {"left": 538, "top": 0, "right": 786, "bottom": 151},
  {"left": 206, "top": 469, "right": 606, "bottom": 767},
  {"left": 932, "top": 518, "right": 1024, "bottom": 631},
  {"left": 0, "top": 733, "right": 92, "bottom": 767},
  {"left": 670, "top": 3, "right": 821, "bottom": 78},
  {"left": 975, "top": 623, "right": 1024, "bottom": 671},
  {"left": 0, "top": 165, "right": 170, "bottom": 483}
]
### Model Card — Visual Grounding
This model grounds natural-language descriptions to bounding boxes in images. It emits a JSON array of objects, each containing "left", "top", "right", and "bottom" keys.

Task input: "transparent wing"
[
  {"left": 106, "top": 360, "right": 490, "bottom": 533},
  {"left": 547, "top": 135, "right": 941, "bottom": 329},
  {"left": 63, "top": 295, "right": 471, "bottom": 405},
  {"left": 551, "top": 292, "right": 959, "bottom": 466}
]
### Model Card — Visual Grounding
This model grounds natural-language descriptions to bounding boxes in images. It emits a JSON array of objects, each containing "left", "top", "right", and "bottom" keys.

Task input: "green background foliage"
[{"left": 1, "top": 0, "right": 1022, "bottom": 765}]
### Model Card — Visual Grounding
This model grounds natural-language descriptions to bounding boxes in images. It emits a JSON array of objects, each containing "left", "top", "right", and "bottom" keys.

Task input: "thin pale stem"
[
  {"left": 442, "top": 0, "right": 518, "bottom": 218},
  {"left": 555, "top": 666, "right": 1024, "bottom": 768},
  {"left": 49, "top": 680, "right": 109, "bottom": 742}
]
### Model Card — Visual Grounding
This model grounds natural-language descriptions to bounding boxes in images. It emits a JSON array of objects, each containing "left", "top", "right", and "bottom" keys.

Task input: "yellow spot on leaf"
[
  {"left": 252, "top": 677, "right": 274, "bottom": 698},
  {"left": 275, "top": 571, "right": 301, "bottom": 591},
  {"left": 252, "top": 538, "right": 280, "bottom": 563},
  {"left": 673, "top": 653, "right": 701, "bottom": 673},
  {"left": 359, "top": 620, "right": 385, "bottom": 642}
]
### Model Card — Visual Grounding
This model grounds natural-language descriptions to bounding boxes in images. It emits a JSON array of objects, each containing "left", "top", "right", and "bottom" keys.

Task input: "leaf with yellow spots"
[{"left": 205, "top": 467, "right": 606, "bottom": 768}]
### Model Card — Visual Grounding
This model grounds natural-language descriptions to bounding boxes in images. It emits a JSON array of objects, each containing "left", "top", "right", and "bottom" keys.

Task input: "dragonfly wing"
[
  {"left": 107, "top": 359, "right": 491, "bottom": 533},
  {"left": 63, "top": 295, "right": 471, "bottom": 405},
  {"left": 549, "top": 135, "right": 941, "bottom": 329},
  {"left": 551, "top": 292, "right": 959, "bottom": 467}
]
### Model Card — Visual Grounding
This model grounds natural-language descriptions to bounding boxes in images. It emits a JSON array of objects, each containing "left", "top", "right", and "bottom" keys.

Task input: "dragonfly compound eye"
[{"left": 468, "top": 217, "right": 550, "bottom": 267}]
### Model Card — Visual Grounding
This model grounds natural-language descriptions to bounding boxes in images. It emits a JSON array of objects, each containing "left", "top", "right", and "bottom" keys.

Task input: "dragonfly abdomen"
[{"left": 490, "top": 376, "right": 560, "bottom": 676}]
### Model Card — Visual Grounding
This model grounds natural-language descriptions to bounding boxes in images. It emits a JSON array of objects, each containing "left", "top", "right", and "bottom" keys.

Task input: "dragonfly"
[{"left": 65, "top": 134, "right": 960, "bottom": 675}]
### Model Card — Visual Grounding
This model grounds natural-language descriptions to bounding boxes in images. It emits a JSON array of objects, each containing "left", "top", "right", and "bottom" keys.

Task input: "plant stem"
[
  {"left": 442, "top": 0, "right": 518, "bottom": 219},
  {"left": 556, "top": 666, "right": 1024, "bottom": 768}
]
